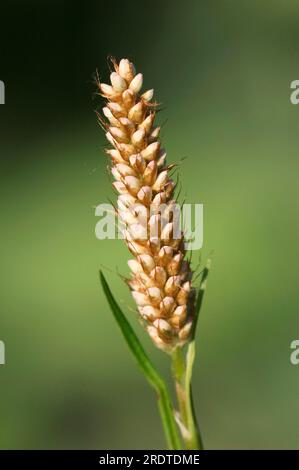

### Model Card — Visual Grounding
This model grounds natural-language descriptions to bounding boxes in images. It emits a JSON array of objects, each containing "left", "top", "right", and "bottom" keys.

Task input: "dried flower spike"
[{"left": 98, "top": 58, "right": 195, "bottom": 352}]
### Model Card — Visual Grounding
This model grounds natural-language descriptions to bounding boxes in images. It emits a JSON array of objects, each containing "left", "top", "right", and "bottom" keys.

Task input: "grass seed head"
[{"left": 99, "top": 58, "right": 195, "bottom": 352}]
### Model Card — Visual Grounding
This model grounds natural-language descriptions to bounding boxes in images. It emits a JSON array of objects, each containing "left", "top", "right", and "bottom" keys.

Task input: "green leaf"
[
  {"left": 99, "top": 270, "right": 182, "bottom": 450},
  {"left": 191, "top": 258, "right": 211, "bottom": 340}
]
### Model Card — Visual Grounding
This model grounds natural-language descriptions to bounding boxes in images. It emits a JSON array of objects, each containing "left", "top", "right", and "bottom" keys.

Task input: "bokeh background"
[{"left": 1, "top": 0, "right": 299, "bottom": 450}]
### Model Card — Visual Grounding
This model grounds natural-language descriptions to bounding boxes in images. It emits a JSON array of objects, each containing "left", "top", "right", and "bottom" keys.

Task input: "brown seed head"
[{"left": 99, "top": 58, "right": 195, "bottom": 352}]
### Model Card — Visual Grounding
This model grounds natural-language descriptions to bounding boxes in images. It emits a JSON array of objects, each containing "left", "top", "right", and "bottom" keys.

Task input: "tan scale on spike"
[{"left": 98, "top": 58, "right": 195, "bottom": 352}]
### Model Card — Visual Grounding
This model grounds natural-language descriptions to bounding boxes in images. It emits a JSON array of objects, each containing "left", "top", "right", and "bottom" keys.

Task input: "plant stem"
[
  {"left": 155, "top": 379, "right": 182, "bottom": 450},
  {"left": 171, "top": 345, "right": 203, "bottom": 450}
]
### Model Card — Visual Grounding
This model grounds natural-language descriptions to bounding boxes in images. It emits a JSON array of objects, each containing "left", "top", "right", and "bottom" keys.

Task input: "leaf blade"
[
  {"left": 99, "top": 270, "right": 182, "bottom": 449},
  {"left": 191, "top": 258, "right": 211, "bottom": 340},
  {"left": 100, "top": 270, "right": 160, "bottom": 387}
]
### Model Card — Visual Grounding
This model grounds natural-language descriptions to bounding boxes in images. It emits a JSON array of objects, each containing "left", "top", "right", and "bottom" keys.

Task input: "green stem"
[
  {"left": 172, "top": 345, "right": 203, "bottom": 450},
  {"left": 155, "top": 378, "right": 182, "bottom": 450},
  {"left": 185, "top": 341, "right": 204, "bottom": 449}
]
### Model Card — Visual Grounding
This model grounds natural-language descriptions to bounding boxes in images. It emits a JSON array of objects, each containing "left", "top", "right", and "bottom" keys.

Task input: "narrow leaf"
[
  {"left": 99, "top": 270, "right": 181, "bottom": 449},
  {"left": 191, "top": 258, "right": 211, "bottom": 340},
  {"left": 100, "top": 270, "right": 158, "bottom": 387}
]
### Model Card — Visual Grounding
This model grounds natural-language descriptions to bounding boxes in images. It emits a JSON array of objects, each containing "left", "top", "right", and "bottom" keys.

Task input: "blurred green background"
[{"left": 0, "top": 0, "right": 299, "bottom": 450}]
